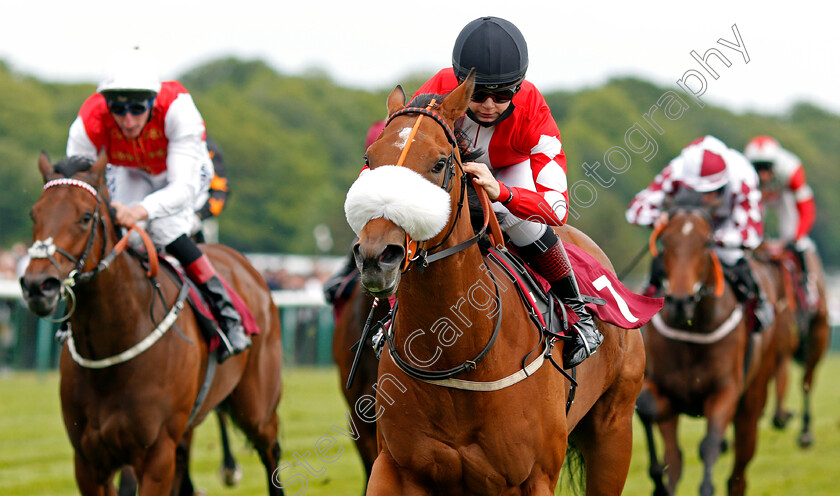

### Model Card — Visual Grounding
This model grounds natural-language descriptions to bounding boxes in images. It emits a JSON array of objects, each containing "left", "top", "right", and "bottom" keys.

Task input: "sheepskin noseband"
[{"left": 344, "top": 165, "right": 452, "bottom": 241}]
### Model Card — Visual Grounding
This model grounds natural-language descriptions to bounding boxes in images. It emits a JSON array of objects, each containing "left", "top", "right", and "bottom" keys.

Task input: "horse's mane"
[{"left": 54, "top": 156, "right": 94, "bottom": 178}]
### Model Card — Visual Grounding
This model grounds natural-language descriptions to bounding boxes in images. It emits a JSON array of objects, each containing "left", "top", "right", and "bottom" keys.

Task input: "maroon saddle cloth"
[
  {"left": 503, "top": 242, "right": 663, "bottom": 330},
  {"left": 161, "top": 256, "right": 260, "bottom": 351}
]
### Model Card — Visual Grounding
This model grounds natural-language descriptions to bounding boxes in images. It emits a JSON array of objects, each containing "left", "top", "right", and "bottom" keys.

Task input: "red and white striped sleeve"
[
  {"left": 788, "top": 164, "right": 816, "bottom": 240},
  {"left": 625, "top": 164, "right": 676, "bottom": 227},
  {"left": 495, "top": 90, "right": 569, "bottom": 226}
]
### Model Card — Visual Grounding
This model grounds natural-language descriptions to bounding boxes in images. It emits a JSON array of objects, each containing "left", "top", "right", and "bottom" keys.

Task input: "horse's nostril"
[
  {"left": 41, "top": 278, "right": 60, "bottom": 294},
  {"left": 380, "top": 245, "right": 405, "bottom": 266}
]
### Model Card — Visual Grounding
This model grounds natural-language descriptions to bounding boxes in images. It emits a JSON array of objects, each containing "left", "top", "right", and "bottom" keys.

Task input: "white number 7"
[{"left": 592, "top": 275, "right": 639, "bottom": 323}]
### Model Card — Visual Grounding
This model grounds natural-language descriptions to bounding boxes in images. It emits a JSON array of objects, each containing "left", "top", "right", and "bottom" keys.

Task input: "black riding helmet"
[{"left": 452, "top": 16, "right": 528, "bottom": 87}]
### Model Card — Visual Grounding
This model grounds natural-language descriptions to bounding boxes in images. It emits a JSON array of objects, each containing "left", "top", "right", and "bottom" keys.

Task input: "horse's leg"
[
  {"left": 135, "top": 437, "right": 178, "bottom": 496},
  {"left": 658, "top": 416, "right": 682, "bottom": 496},
  {"left": 799, "top": 312, "right": 829, "bottom": 448},
  {"left": 226, "top": 391, "right": 283, "bottom": 496},
  {"left": 772, "top": 350, "right": 793, "bottom": 429},
  {"left": 636, "top": 386, "right": 671, "bottom": 496},
  {"left": 172, "top": 430, "right": 197, "bottom": 496},
  {"left": 728, "top": 358, "right": 775, "bottom": 496},
  {"left": 366, "top": 451, "right": 410, "bottom": 495},
  {"left": 73, "top": 454, "right": 118, "bottom": 496},
  {"left": 698, "top": 387, "right": 739, "bottom": 496},
  {"left": 573, "top": 383, "right": 638, "bottom": 495},
  {"left": 216, "top": 409, "right": 243, "bottom": 486}
]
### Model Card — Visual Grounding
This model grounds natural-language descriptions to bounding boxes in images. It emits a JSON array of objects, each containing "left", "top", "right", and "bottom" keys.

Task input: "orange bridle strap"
[
  {"left": 709, "top": 250, "right": 725, "bottom": 297},
  {"left": 649, "top": 222, "right": 665, "bottom": 257},
  {"left": 395, "top": 99, "right": 436, "bottom": 167},
  {"left": 398, "top": 101, "right": 436, "bottom": 270}
]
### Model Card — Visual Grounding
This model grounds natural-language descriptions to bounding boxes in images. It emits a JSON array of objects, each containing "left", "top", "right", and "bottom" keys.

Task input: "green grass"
[{"left": 1, "top": 357, "right": 839, "bottom": 495}]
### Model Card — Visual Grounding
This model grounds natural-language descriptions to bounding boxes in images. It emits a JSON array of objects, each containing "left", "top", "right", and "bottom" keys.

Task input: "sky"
[{"left": 2, "top": 1, "right": 836, "bottom": 115}]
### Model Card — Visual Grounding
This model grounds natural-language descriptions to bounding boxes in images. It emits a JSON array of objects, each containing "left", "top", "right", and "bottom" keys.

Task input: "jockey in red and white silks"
[
  {"left": 415, "top": 68, "right": 568, "bottom": 247},
  {"left": 67, "top": 80, "right": 213, "bottom": 247},
  {"left": 626, "top": 135, "right": 763, "bottom": 266},
  {"left": 744, "top": 135, "right": 816, "bottom": 249}
]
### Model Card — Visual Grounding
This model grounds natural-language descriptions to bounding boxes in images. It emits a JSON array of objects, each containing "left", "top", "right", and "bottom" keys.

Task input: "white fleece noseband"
[{"left": 345, "top": 165, "right": 451, "bottom": 241}]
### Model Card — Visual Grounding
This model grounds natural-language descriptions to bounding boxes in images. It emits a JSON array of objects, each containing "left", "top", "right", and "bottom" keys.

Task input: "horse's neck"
[
  {"left": 396, "top": 236, "right": 498, "bottom": 368},
  {"left": 69, "top": 254, "right": 159, "bottom": 359}
]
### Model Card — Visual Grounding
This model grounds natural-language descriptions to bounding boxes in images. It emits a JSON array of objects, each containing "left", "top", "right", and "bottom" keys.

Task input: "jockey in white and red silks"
[
  {"left": 626, "top": 135, "right": 774, "bottom": 330},
  {"left": 411, "top": 16, "right": 599, "bottom": 368},
  {"left": 66, "top": 47, "right": 250, "bottom": 362},
  {"left": 744, "top": 134, "right": 820, "bottom": 305}
]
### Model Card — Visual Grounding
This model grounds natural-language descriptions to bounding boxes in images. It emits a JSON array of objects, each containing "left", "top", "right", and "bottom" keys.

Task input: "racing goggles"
[
  {"left": 108, "top": 98, "right": 154, "bottom": 116},
  {"left": 470, "top": 85, "right": 519, "bottom": 104}
]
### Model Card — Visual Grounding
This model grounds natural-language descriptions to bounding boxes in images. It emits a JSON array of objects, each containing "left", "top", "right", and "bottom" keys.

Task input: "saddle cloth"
[
  {"left": 161, "top": 256, "right": 260, "bottom": 351},
  {"left": 510, "top": 242, "right": 663, "bottom": 330}
]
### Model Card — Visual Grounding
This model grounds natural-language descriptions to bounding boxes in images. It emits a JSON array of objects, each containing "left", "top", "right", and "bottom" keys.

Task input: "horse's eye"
[
  {"left": 80, "top": 212, "right": 93, "bottom": 224},
  {"left": 432, "top": 158, "right": 447, "bottom": 174},
  {"left": 364, "top": 155, "right": 370, "bottom": 168}
]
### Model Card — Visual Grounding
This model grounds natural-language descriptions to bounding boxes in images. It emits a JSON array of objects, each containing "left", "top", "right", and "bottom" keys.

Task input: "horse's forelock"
[
  {"left": 54, "top": 156, "right": 95, "bottom": 178},
  {"left": 404, "top": 93, "right": 484, "bottom": 162}
]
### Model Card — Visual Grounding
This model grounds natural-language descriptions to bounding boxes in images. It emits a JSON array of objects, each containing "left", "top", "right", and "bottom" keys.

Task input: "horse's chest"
[{"left": 73, "top": 402, "right": 163, "bottom": 465}]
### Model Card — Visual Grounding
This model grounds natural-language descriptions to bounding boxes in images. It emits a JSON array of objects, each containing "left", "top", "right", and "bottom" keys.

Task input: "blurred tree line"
[{"left": 0, "top": 58, "right": 837, "bottom": 275}]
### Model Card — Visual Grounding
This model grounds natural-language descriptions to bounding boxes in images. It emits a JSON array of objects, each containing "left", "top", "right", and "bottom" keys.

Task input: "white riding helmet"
[
  {"left": 97, "top": 47, "right": 161, "bottom": 98},
  {"left": 743, "top": 135, "right": 781, "bottom": 165}
]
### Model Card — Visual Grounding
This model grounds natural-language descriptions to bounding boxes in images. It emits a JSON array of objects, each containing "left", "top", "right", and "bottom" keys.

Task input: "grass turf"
[{"left": 1, "top": 357, "right": 838, "bottom": 495}]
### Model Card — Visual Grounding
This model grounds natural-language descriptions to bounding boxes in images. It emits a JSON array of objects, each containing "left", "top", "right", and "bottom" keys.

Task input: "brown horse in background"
[
  {"left": 352, "top": 73, "right": 646, "bottom": 494},
  {"left": 636, "top": 208, "right": 778, "bottom": 496},
  {"left": 20, "top": 153, "right": 285, "bottom": 495},
  {"left": 331, "top": 280, "right": 385, "bottom": 488},
  {"left": 760, "top": 241, "right": 830, "bottom": 447}
]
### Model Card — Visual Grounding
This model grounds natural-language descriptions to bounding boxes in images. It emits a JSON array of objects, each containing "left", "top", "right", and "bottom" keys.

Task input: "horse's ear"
[
  {"left": 387, "top": 85, "right": 406, "bottom": 116},
  {"left": 440, "top": 69, "right": 475, "bottom": 124},
  {"left": 38, "top": 151, "right": 54, "bottom": 183},
  {"left": 89, "top": 152, "right": 108, "bottom": 184}
]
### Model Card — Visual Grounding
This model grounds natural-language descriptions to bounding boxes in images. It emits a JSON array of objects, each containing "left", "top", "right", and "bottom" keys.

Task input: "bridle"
[
  {"left": 349, "top": 99, "right": 506, "bottom": 384},
  {"left": 649, "top": 211, "right": 725, "bottom": 303},
  {"left": 28, "top": 177, "right": 159, "bottom": 321},
  {"left": 384, "top": 100, "right": 502, "bottom": 272}
]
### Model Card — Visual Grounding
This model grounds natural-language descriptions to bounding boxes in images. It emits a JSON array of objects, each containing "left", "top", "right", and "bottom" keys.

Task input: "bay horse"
[
  {"left": 349, "top": 72, "right": 646, "bottom": 494},
  {"left": 760, "top": 240, "right": 830, "bottom": 447},
  {"left": 20, "top": 153, "right": 285, "bottom": 495},
  {"left": 636, "top": 208, "right": 778, "bottom": 496}
]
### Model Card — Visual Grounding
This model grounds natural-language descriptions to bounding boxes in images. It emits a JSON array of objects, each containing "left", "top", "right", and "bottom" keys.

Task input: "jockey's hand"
[
  {"left": 654, "top": 211, "right": 669, "bottom": 229},
  {"left": 462, "top": 161, "right": 500, "bottom": 200},
  {"left": 112, "top": 202, "right": 149, "bottom": 227}
]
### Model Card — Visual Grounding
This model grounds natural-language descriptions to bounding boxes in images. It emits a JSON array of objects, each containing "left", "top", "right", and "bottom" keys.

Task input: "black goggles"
[
  {"left": 470, "top": 86, "right": 518, "bottom": 104},
  {"left": 108, "top": 98, "right": 154, "bottom": 116}
]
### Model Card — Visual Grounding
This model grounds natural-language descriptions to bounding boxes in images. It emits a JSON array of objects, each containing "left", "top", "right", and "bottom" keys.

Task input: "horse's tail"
[{"left": 559, "top": 438, "right": 586, "bottom": 495}]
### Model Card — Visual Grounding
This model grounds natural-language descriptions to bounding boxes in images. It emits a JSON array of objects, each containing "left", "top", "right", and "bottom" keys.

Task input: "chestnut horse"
[
  {"left": 20, "top": 153, "right": 284, "bottom": 495},
  {"left": 349, "top": 73, "right": 645, "bottom": 494},
  {"left": 761, "top": 242, "right": 830, "bottom": 447},
  {"left": 636, "top": 208, "right": 778, "bottom": 496}
]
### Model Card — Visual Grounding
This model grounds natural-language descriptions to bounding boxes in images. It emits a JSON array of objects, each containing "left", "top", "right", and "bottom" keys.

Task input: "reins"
[{"left": 30, "top": 177, "right": 182, "bottom": 369}]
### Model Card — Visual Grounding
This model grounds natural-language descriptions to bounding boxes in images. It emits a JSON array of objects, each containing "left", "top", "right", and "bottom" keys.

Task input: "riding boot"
[
  {"left": 644, "top": 253, "right": 666, "bottom": 298},
  {"left": 518, "top": 231, "right": 603, "bottom": 368},
  {"left": 167, "top": 235, "right": 250, "bottom": 363},
  {"left": 725, "top": 257, "right": 774, "bottom": 332}
]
